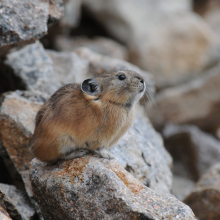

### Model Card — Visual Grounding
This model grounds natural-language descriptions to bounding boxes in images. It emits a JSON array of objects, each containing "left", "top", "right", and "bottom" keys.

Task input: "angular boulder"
[{"left": 30, "top": 157, "right": 195, "bottom": 220}]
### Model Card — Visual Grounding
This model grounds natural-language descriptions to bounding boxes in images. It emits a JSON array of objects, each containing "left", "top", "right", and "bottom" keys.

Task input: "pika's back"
[{"left": 32, "top": 70, "right": 146, "bottom": 162}]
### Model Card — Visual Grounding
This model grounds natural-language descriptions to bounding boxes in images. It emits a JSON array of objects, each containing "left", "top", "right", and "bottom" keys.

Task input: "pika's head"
[{"left": 81, "top": 70, "right": 146, "bottom": 108}]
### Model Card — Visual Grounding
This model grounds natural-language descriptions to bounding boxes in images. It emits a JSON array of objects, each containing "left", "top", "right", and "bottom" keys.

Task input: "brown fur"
[{"left": 31, "top": 70, "right": 145, "bottom": 162}]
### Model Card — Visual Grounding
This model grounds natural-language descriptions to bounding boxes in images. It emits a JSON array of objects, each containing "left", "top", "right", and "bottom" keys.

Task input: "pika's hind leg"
[
  {"left": 61, "top": 149, "right": 93, "bottom": 160},
  {"left": 95, "top": 147, "right": 115, "bottom": 159}
]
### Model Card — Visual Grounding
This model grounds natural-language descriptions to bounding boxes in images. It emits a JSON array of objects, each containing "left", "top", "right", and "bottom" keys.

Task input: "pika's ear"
[{"left": 81, "top": 78, "right": 100, "bottom": 95}]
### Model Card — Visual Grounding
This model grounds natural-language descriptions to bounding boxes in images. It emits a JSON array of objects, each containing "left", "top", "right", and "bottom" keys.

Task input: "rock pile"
[{"left": 1, "top": 0, "right": 220, "bottom": 219}]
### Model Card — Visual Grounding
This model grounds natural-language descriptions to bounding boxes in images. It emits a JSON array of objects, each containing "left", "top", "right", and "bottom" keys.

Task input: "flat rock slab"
[
  {"left": 0, "top": 183, "right": 35, "bottom": 220},
  {"left": 30, "top": 157, "right": 195, "bottom": 220},
  {"left": 184, "top": 163, "right": 220, "bottom": 220}
]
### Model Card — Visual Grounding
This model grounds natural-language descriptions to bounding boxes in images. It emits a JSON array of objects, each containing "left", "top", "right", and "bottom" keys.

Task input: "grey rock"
[
  {"left": 184, "top": 163, "right": 220, "bottom": 220},
  {"left": 163, "top": 124, "right": 220, "bottom": 181},
  {"left": 56, "top": 36, "right": 129, "bottom": 60},
  {"left": 0, "top": 0, "right": 63, "bottom": 57},
  {"left": 0, "top": 183, "right": 35, "bottom": 220},
  {"left": 82, "top": 0, "right": 219, "bottom": 88},
  {"left": 30, "top": 157, "right": 195, "bottom": 220},
  {"left": 149, "top": 62, "right": 220, "bottom": 132}
]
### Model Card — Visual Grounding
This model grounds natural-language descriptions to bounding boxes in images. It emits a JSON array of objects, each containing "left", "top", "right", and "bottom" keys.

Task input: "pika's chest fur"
[{"left": 70, "top": 100, "right": 134, "bottom": 149}]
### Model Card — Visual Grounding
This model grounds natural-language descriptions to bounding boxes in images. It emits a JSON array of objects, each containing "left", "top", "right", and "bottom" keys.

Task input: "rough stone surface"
[
  {"left": 82, "top": 0, "right": 219, "bottom": 87},
  {"left": 163, "top": 124, "right": 220, "bottom": 181},
  {"left": 0, "top": 206, "right": 12, "bottom": 220},
  {"left": 184, "top": 163, "right": 220, "bottom": 220},
  {"left": 0, "top": 0, "right": 64, "bottom": 57},
  {"left": 56, "top": 36, "right": 129, "bottom": 60},
  {"left": 30, "top": 157, "right": 195, "bottom": 220},
  {"left": 149, "top": 62, "right": 220, "bottom": 132},
  {"left": 0, "top": 183, "right": 35, "bottom": 220}
]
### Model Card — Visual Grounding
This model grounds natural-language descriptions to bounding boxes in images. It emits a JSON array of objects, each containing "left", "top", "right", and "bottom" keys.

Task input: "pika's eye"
[{"left": 118, "top": 74, "right": 126, "bottom": 80}]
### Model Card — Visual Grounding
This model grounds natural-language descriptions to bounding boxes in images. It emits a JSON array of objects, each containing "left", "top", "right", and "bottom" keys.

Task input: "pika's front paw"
[{"left": 95, "top": 148, "right": 115, "bottom": 159}]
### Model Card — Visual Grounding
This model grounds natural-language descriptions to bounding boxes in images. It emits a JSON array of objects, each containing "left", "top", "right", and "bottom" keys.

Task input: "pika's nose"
[{"left": 136, "top": 76, "right": 144, "bottom": 84}]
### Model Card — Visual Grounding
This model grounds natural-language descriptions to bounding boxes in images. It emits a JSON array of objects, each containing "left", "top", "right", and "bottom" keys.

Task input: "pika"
[{"left": 31, "top": 70, "right": 146, "bottom": 162}]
